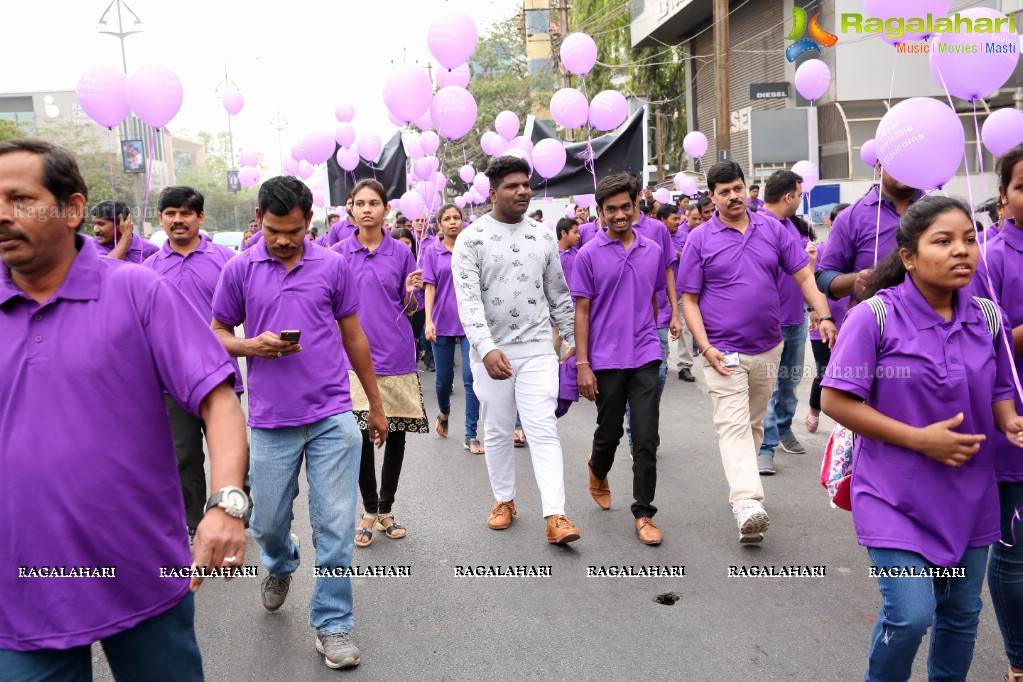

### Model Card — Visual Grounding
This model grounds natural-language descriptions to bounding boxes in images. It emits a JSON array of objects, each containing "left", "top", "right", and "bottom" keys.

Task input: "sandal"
[
  {"left": 435, "top": 414, "right": 449, "bottom": 438},
  {"left": 513, "top": 427, "right": 527, "bottom": 448},
  {"left": 805, "top": 408, "right": 820, "bottom": 433},
  {"left": 375, "top": 514, "right": 407, "bottom": 539},
  {"left": 354, "top": 513, "right": 375, "bottom": 547},
  {"left": 464, "top": 438, "right": 485, "bottom": 455}
]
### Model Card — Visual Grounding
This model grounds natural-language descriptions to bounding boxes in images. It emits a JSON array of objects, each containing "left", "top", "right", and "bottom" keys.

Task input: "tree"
[
  {"left": 571, "top": 0, "right": 687, "bottom": 176},
  {"left": 0, "top": 119, "right": 22, "bottom": 142},
  {"left": 174, "top": 130, "right": 260, "bottom": 233}
]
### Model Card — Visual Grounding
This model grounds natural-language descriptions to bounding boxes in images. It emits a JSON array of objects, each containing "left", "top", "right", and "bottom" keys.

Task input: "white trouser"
[
  {"left": 471, "top": 353, "right": 566, "bottom": 517},
  {"left": 673, "top": 301, "right": 695, "bottom": 370}
]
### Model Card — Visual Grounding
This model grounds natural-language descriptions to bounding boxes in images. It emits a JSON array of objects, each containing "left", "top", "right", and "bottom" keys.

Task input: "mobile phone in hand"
[{"left": 280, "top": 330, "right": 301, "bottom": 343}]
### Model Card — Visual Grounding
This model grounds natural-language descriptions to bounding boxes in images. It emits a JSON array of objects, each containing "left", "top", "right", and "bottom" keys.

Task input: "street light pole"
[
  {"left": 270, "top": 110, "right": 287, "bottom": 175},
  {"left": 214, "top": 63, "right": 240, "bottom": 230}
]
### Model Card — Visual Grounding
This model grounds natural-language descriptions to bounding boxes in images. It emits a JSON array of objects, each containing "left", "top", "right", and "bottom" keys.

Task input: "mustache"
[{"left": 0, "top": 228, "right": 27, "bottom": 241}]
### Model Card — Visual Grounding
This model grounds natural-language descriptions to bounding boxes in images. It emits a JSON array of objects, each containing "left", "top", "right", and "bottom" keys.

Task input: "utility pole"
[
  {"left": 214, "top": 63, "right": 240, "bottom": 230},
  {"left": 713, "top": 0, "right": 731, "bottom": 162},
  {"left": 555, "top": 0, "right": 573, "bottom": 141},
  {"left": 97, "top": 0, "right": 141, "bottom": 76},
  {"left": 655, "top": 109, "right": 664, "bottom": 182},
  {"left": 270, "top": 110, "right": 287, "bottom": 175}
]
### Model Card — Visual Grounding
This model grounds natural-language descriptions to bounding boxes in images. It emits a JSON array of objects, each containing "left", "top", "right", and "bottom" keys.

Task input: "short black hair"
[
  {"left": 0, "top": 138, "right": 88, "bottom": 208},
  {"left": 656, "top": 203, "right": 680, "bottom": 220},
  {"left": 258, "top": 175, "right": 313, "bottom": 216},
  {"left": 485, "top": 155, "right": 531, "bottom": 189},
  {"left": 595, "top": 172, "right": 640, "bottom": 209},
  {"left": 749, "top": 184, "right": 760, "bottom": 191},
  {"left": 706, "top": 161, "right": 745, "bottom": 193},
  {"left": 158, "top": 185, "right": 204, "bottom": 214},
  {"left": 556, "top": 217, "right": 578, "bottom": 240},
  {"left": 326, "top": 213, "right": 339, "bottom": 222},
  {"left": 696, "top": 196, "right": 713, "bottom": 209},
  {"left": 684, "top": 203, "right": 702, "bottom": 214},
  {"left": 830, "top": 203, "right": 850, "bottom": 223},
  {"left": 91, "top": 200, "right": 130, "bottom": 221},
  {"left": 395, "top": 215, "right": 409, "bottom": 226},
  {"left": 997, "top": 143, "right": 1023, "bottom": 195},
  {"left": 763, "top": 170, "right": 802, "bottom": 204},
  {"left": 390, "top": 227, "right": 417, "bottom": 258}
]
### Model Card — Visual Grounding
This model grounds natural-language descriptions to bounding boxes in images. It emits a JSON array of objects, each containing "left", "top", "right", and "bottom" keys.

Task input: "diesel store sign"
[{"left": 749, "top": 83, "right": 791, "bottom": 100}]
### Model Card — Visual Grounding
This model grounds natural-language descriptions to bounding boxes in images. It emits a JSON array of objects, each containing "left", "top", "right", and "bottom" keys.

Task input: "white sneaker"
[{"left": 734, "top": 501, "right": 769, "bottom": 544}]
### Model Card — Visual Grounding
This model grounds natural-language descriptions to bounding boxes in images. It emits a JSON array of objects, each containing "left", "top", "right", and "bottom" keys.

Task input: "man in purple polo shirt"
[
  {"left": 756, "top": 170, "right": 818, "bottom": 473},
  {"left": 144, "top": 185, "right": 245, "bottom": 537},
  {"left": 91, "top": 200, "right": 159, "bottom": 262},
  {"left": 574, "top": 173, "right": 667, "bottom": 545},
  {"left": 326, "top": 195, "right": 356, "bottom": 246},
  {"left": 0, "top": 139, "right": 248, "bottom": 678},
  {"left": 747, "top": 184, "right": 764, "bottom": 210},
  {"left": 211, "top": 175, "right": 386, "bottom": 670},
  {"left": 815, "top": 164, "right": 920, "bottom": 304},
  {"left": 679, "top": 161, "right": 836, "bottom": 544},
  {"left": 575, "top": 204, "right": 590, "bottom": 223}
]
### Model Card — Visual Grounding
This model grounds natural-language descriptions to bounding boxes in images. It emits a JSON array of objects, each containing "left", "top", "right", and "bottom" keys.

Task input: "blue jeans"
[
  {"left": 432, "top": 335, "right": 479, "bottom": 440},
  {"left": 865, "top": 546, "right": 989, "bottom": 682},
  {"left": 250, "top": 413, "right": 362, "bottom": 635},
  {"left": 761, "top": 316, "right": 808, "bottom": 454},
  {"left": 0, "top": 593, "right": 202, "bottom": 681},
  {"left": 989, "top": 481, "right": 1023, "bottom": 669},
  {"left": 626, "top": 327, "right": 668, "bottom": 447}
]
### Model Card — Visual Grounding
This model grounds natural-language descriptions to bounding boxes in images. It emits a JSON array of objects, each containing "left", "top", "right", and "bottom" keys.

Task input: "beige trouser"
[{"left": 701, "top": 342, "right": 783, "bottom": 509}]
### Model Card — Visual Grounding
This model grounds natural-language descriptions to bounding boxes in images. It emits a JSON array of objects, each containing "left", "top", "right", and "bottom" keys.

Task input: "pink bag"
[{"left": 820, "top": 422, "right": 854, "bottom": 511}]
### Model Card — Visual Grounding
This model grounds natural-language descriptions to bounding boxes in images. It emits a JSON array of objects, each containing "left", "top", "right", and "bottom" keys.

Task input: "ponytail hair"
[{"left": 864, "top": 195, "right": 972, "bottom": 298}]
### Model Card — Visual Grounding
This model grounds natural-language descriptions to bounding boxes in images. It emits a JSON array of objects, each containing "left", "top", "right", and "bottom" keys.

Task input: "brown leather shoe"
[
  {"left": 487, "top": 500, "right": 516, "bottom": 529},
  {"left": 634, "top": 517, "right": 663, "bottom": 545},
  {"left": 588, "top": 462, "right": 611, "bottom": 510},
  {"left": 546, "top": 514, "right": 581, "bottom": 544}
]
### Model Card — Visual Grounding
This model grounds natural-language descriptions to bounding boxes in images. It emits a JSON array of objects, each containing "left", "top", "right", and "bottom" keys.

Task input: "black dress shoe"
[{"left": 678, "top": 367, "right": 695, "bottom": 382}]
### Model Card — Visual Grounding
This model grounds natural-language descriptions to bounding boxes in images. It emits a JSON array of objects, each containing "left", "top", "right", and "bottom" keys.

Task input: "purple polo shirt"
[
  {"left": 143, "top": 235, "right": 244, "bottom": 394},
  {"left": 0, "top": 236, "right": 234, "bottom": 650},
  {"left": 822, "top": 279, "right": 1013, "bottom": 566},
  {"left": 94, "top": 233, "right": 160, "bottom": 263},
  {"left": 559, "top": 246, "right": 577, "bottom": 291},
  {"left": 422, "top": 239, "right": 464, "bottom": 337},
  {"left": 241, "top": 230, "right": 262, "bottom": 250},
  {"left": 578, "top": 221, "right": 598, "bottom": 247},
  {"left": 748, "top": 197, "right": 765, "bottom": 210},
  {"left": 326, "top": 218, "right": 355, "bottom": 246},
  {"left": 678, "top": 209, "right": 809, "bottom": 355},
  {"left": 413, "top": 232, "right": 437, "bottom": 256},
  {"left": 668, "top": 227, "right": 688, "bottom": 281},
  {"left": 808, "top": 240, "right": 846, "bottom": 342},
  {"left": 761, "top": 208, "right": 811, "bottom": 328},
  {"left": 634, "top": 214, "right": 678, "bottom": 329},
  {"left": 333, "top": 229, "right": 418, "bottom": 375},
  {"left": 571, "top": 228, "right": 666, "bottom": 371},
  {"left": 968, "top": 218, "right": 1023, "bottom": 482},
  {"left": 213, "top": 237, "right": 360, "bottom": 428}
]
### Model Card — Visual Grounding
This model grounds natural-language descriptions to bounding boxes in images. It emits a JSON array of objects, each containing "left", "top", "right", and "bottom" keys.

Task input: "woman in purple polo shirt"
[
  {"left": 333, "top": 180, "right": 428, "bottom": 546},
  {"left": 821, "top": 196, "right": 1023, "bottom": 682},
  {"left": 425, "top": 203, "right": 482, "bottom": 454},
  {"left": 969, "top": 145, "right": 1023, "bottom": 682}
]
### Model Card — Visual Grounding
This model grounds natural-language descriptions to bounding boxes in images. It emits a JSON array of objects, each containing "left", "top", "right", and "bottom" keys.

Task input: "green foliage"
[
  {"left": 173, "top": 130, "right": 260, "bottom": 233},
  {"left": 572, "top": 0, "right": 687, "bottom": 173},
  {"left": 0, "top": 119, "right": 22, "bottom": 142}
]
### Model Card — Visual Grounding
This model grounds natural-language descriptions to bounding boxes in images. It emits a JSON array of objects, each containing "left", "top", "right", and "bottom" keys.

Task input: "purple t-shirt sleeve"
[
  {"left": 422, "top": 246, "right": 438, "bottom": 286},
  {"left": 678, "top": 229, "right": 704, "bottom": 294},
  {"left": 212, "top": 259, "right": 246, "bottom": 327},
  {"left": 330, "top": 254, "right": 360, "bottom": 320},
  {"left": 569, "top": 247, "right": 595, "bottom": 300},
  {"left": 657, "top": 225, "right": 677, "bottom": 270},
  {"left": 820, "top": 302, "right": 880, "bottom": 401},
  {"left": 145, "top": 279, "right": 235, "bottom": 415},
  {"left": 777, "top": 222, "right": 811, "bottom": 275},
  {"left": 993, "top": 307, "right": 1016, "bottom": 404}
]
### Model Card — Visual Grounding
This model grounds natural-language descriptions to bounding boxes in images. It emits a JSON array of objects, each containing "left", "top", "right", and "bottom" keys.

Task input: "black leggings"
[
  {"left": 358, "top": 430, "right": 406, "bottom": 515},
  {"left": 809, "top": 339, "right": 832, "bottom": 413}
]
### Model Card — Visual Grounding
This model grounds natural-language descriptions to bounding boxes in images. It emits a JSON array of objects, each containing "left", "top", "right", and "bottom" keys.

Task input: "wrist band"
[{"left": 576, "top": 361, "right": 590, "bottom": 366}]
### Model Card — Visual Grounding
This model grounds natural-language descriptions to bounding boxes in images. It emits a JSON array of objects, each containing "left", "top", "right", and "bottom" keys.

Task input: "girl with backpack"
[{"left": 821, "top": 196, "right": 1023, "bottom": 681}]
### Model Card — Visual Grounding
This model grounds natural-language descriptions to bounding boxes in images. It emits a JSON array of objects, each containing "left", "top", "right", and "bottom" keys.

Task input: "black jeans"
[
  {"left": 410, "top": 309, "right": 433, "bottom": 365},
  {"left": 359, "top": 429, "right": 406, "bottom": 515},
  {"left": 590, "top": 360, "right": 660, "bottom": 518},
  {"left": 165, "top": 396, "right": 207, "bottom": 531},
  {"left": 809, "top": 339, "right": 832, "bottom": 413}
]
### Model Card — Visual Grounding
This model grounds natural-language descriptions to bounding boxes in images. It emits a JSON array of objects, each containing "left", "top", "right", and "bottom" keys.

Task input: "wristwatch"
[
  {"left": 205, "top": 486, "right": 252, "bottom": 523},
  {"left": 820, "top": 316, "right": 835, "bottom": 323}
]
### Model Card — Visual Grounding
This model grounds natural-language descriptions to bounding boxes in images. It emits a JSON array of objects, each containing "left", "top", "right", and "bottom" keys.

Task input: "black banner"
[
  {"left": 527, "top": 110, "right": 646, "bottom": 196},
  {"left": 326, "top": 131, "right": 408, "bottom": 205}
]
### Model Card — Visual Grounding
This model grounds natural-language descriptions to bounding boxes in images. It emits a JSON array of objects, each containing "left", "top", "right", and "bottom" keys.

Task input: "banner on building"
[{"left": 326, "top": 131, "right": 408, "bottom": 205}]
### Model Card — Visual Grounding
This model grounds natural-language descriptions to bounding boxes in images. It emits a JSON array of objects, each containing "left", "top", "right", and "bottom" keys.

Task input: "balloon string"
[
  {"left": 141, "top": 128, "right": 158, "bottom": 264},
  {"left": 1000, "top": 506, "right": 1023, "bottom": 548},
  {"left": 806, "top": 100, "right": 815, "bottom": 229},
  {"left": 107, "top": 127, "right": 116, "bottom": 196},
  {"left": 934, "top": 69, "right": 1023, "bottom": 407},
  {"left": 579, "top": 75, "right": 599, "bottom": 191}
]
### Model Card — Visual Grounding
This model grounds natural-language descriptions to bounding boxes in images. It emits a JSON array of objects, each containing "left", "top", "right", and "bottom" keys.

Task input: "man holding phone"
[
  {"left": 678, "top": 161, "right": 836, "bottom": 545},
  {"left": 211, "top": 175, "right": 386, "bottom": 670}
]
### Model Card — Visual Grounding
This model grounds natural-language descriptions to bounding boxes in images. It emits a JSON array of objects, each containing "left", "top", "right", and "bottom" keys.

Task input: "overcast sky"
[{"left": 3, "top": 0, "right": 520, "bottom": 174}]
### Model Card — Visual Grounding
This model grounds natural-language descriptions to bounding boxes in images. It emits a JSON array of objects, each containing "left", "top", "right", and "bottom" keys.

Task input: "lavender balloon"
[
  {"left": 473, "top": 172, "right": 490, "bottom": 197},
  {"left": 223, "top": 91, "right": 244, "bottom": 116},
  {"left": 401, "top": 191, "right": 426, "bottom": 220},
  {"left": 654, "top": 188, "right": 672, "bottom": 204},
  {"left": 335, "top": 102, "right": 355, "bottom": 123},
  {"left": 495, "top": 111, "right": 520, "bottom": 140},
  {"left": 383, "top": 66, "right": 433, "bottom": 124},
  {"left": 459, "top": 164, "right": 476, "bottom": 184},
  {"left": 413, "top": 156, "right": 439, "bottom": 180},
  {"left": 420, "top": 131, "right": 440, "bottom": 155},
  {"left": 415, "top": 107, "right": 433, "bottom": 132},
  {"left": 532, "top": 139, "right": 567, "bottom": 179},
  {"left": 427, "top": 13, "right": 478, "bottom": 70},
  {"left": 791, "top": 160, "right": 819, "bottom": 192},
  {"left": 290, "top": 143, "right": 304, "bottom": 162},
  {"left": 550, "top": 88, "right": 589, "bottom": 129},
  {"left": 436, "top": 62, "right": 471, "bottom": 89},
  {"left": 573, "top": 193, "right": 595, "bottom": 209},
  {"left": 238, "top": 149, "right": 259, "bottom": 168},
  {"left": 298, "top": 161, "right": 314, "bottom": 180},
  {"left": 794, "top": 59, "right": 830, "bottom": 101},
  {"left": 929, "top": 8, "right": 1020, "bottom": 102},
  {"left": 560, "top": 33, "right": 598, "bottom": 76},
  {"left": 431, "top": 86, "right": 478, "bottom": 141},
  {"left": 490, "top": 135, "right": 510, "bottom": 156},
  {"left": 76, "top": 66, "right": 130, "bottom": 129},
  {"left": 334, "top": 123, "right": 356, "bottom": 148},
  {"left": 480, "top": 131, "right": 498, "bottom": 156},
  {"left": 336, "top": 147, "right": 359, "bottom": 172},
  {"left": 282, "top": 156, "right": 299, "bottom": 176},
  {"left": 126, "top": 64, "right": 183, "bottom": 129},
  {"left": 512, "top": 136, "right": 534, "bottom": 155},
  {"left": 673, "top": 174, "right": 698, "bottom": 195},
  {"left": 356, "top": 134, "right": 382, "bottom": 163},
  {"left": 454, "top": 196, "right": 466, "bottom": 209},
  {"left": 982, "top": 108, "right": 1023, "bottom": 157},
  {"left": 312, "top": 189, "right": 324, "bottom": 208},
  {"left": 876, "top": 98, "right": 964, "bottom": 190},
  {"left": 860, "top": 139, "right": 878, "bottom": 167},
  {"left": 588, "top": 91, "right": 628, "bottom": 131},
  {"left": 683, "top": 131, "right": 709, "bottom": 159},
  {"left": 302, "top": 131, "right": 335, "bottom": 165}
]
